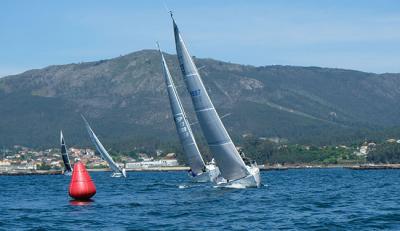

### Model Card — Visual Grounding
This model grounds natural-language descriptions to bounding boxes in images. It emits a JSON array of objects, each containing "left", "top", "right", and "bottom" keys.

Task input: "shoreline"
[
  {"left": 261, "top": 163, "right": 400, "bottom": 171},
  {"left": 0, "top": 170, "right": 63, "bottom": 176},
  {"left": 88, "top": 166, "right": 191, "bottom": 172},
  {"left": 1, "top": 164, "right": 400, "bottom": 175}
]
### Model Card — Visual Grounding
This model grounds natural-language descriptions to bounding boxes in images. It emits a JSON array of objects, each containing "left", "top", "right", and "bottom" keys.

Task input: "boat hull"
[
  {"left": 111, "top": 170, "right": 126, "bottom": 178},
  {"left": 215, "top": 164, "right": 261, "bottom": 188},
  {"left": 191, "top": 163, "right": 220, "bottom": 183}
]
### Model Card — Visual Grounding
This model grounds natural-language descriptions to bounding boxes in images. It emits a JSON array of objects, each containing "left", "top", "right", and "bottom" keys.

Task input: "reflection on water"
[{"left": 69, "top": 199, "right": 94, "bottom": 206}]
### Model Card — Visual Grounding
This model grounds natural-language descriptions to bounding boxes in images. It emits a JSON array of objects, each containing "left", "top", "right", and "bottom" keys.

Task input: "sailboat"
[
  {"left": 81, "top": 115, "right": 127, "bottom": 178},
  {"left": 171, "top": 13, "right": 261, "bottom": 187},
  {"left": 157, "top": 42, "right": 220, "bottom": 182},
  {"left": 60, "top": 130, "right": 73, "bottom": 176}
]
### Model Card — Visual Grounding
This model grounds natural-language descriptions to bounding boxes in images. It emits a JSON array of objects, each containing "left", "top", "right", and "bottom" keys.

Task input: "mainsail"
[
  {"left": 157, "top": 43, "right": 206, "bottom": 175},
  {"left": 60, "top": 130, "right": 73, "bottom": 173},
  {"left": 171, "top": 15, "right": 249, "bottom": 181},
  {"left": 81, "top": 115, "right": 124, "bottom": 175}
]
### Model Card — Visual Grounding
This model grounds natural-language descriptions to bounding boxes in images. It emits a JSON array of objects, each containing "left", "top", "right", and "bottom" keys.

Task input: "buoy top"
[{"left": 71, "top": 162, "right": 93, "bottom": 182}]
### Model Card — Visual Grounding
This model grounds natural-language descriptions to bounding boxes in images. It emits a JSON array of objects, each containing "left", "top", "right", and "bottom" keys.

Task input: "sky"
[{"left": 0, "top": 0, "right": 399, "bottom": 77}]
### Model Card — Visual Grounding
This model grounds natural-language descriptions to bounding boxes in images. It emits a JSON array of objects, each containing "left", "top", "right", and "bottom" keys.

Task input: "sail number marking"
[{"left": 175, "top": 115, "right": 190, "bottom": 138}]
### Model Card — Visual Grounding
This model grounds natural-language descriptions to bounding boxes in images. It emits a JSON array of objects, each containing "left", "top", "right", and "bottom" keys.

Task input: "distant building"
[
  {"left": 0, "top": 161, "right": 37, "bottom": 171},
  {"left": 354, "top": 143, "right": 375, "bottom": 156},
  {"left": 13, "top": 163, "right": 37, "bottom": 170},
  {"left": 267, "top": 137, "right": 288, "bottom": 144},
  {"left": 165, "top": 153, "right": 176, "bottom": 159},
  {"left": 125, "top": 159, "right": 179, "bottom": 169},
  {"left": 359, "top": 146, "right": 368, "bottom": 155},
  {"left": 0, "top": 160, "right": 12, "bottom": 172},
  {"left": 138, "top": 153, "right": 153, "bottom": 161},
  {"left": 50, "top": 161, "right": 62, "bottom": 167}
]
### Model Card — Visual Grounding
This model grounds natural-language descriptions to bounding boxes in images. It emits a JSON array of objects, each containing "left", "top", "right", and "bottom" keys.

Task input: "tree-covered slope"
[{"left": 0, "top": 49, "right": 399, "bottom": 149}]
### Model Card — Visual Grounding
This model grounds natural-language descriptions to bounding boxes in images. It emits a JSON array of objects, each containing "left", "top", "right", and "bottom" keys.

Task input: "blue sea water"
[{"left": 0, "top": 168, "right": 399, "bottom": 230}]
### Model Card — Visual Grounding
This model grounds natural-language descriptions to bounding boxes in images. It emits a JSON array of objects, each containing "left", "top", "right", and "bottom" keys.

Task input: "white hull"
[
  {"left": 111, "top": 172, "right": 122, "bottom": 178},
  {"left": 111, "top": 169, "right": 127, "bottom": 178},
  {"left": 191, "top": 163, "right": 221, "bottom": 183},
  {"left": 215, "top": 164, "right": 261, "bottom": 188},
  {"left": 64, "top": 171, "right": 72, "bottom": 176}
]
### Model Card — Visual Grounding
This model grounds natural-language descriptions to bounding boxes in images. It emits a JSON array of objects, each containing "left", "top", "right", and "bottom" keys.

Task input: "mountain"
[{"left": 0, "top": 49, "right": 399, "bottom": 149}]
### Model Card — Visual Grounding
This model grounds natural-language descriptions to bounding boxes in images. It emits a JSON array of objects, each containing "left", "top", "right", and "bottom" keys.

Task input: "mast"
[
  {"left": 81, "top": 115, "right": 123, "bottom": 175},
  {"left": 171, "top": 15, "right": 249, "bottom": 181},
  {"left": 60, "top": 130, "right": 73, "bottom": 172},
  {"left": 157, "top": 42, "right": 206, "bottom": 175}
]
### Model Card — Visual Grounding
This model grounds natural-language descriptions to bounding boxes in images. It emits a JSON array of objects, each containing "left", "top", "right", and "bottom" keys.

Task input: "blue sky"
[{"left": 0, "top": 0, "right": 399, "bottom": 77}]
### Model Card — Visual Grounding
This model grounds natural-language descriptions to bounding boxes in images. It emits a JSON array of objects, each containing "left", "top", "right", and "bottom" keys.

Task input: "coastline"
[
  {"left": 0, "top": 166, "right": 192, "bottom": 175},
  {"left": 0, "top": 170, "right": 63, "bottom": 176},
  {"left": 87, "top": 166, "right": 191, "bottom": 172},
  {"left": 261, "top": 163, "right": 400, "bottom": 171},
  {"left": 2, "top": 164, "right": 400, "bottom": 176}
]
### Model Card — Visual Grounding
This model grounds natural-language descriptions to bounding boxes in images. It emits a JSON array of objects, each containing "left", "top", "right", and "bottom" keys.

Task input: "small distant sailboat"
[
  {"left": 60, "top": 130, "right": 73, "bottom": 176},
  {"left": 171, "top": 13, "right": 261, "bottom": 187},
  {"left": 157, "top": 42, "right": 220, "bottom": 182},
  {"left": 81, "top": 115, "right": 127, "bottom": 178}
]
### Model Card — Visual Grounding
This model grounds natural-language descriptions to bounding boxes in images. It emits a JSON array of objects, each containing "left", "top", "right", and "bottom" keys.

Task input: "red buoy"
[{"left": 69, "top": 162, "right": 96, "bottom": 200}]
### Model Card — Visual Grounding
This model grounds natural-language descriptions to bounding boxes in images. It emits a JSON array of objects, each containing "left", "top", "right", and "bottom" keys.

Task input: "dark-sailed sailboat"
[{"left": 60, "top": 130, "right": 73, "bottom": 175}]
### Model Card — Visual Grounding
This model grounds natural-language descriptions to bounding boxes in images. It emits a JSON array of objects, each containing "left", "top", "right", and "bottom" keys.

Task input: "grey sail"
[
  {"left": 157, "top": 43, "right": 206, "bottom": 175},
  {"left": 172, "top": 16, "right": 249, "bottom": 181},
  {"left": 60, "top": 131, "right": 73, "bottom": 172},
  {"left": 82, "top": 116, "right": 123, "bottom": 175}
]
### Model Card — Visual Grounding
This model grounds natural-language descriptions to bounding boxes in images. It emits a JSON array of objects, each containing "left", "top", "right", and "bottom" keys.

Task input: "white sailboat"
[
  {"left": 60, "top": 130, "right": 73, "bottom": 176},
  {"left": 157, "top": 42, "right": 220, "bottom": 182},
  {"left": 81, "top": 115, "right": 127, "bottom": 178},
  {"left": 171, "top": 14, "right": 261, "bottom": 187}
]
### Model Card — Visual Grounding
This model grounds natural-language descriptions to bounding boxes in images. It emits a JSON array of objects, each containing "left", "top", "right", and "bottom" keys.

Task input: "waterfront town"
[
  {"left": 1, "top": 138, "right": 400, "bottom": 173},
  {"left": 0, "top": 145, "right": 179, "bottom": 173}
]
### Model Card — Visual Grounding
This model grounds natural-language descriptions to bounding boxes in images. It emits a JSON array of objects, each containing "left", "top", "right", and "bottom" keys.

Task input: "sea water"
[{"left": 0, "top": 168, "right": 399, "bottom": 230}]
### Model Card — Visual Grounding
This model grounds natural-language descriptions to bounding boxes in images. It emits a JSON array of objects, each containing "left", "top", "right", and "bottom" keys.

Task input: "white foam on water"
[{"left": 213, "top": 183, "right": 247, "bottom": 189}]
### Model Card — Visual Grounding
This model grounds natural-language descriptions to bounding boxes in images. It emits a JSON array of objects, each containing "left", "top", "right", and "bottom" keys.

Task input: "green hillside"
[{"left": 0, "top": 49, "right": 399, "bottom": 150}]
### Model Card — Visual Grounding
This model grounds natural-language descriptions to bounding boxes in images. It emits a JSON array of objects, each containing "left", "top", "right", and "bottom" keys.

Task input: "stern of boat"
[
  {"left": 191, "top": 162, "right": 221, "bottom": 183},
  {"left": 215, "top": 164, "right": 261, "bottom": 188}
]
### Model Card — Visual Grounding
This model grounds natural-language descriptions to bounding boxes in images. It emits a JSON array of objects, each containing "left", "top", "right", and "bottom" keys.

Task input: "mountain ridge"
[
  {"left": 4, "top": 48, "right": 397, "bottom": 80},
  {"left": 0, "top": 49, "right": 399, "bottom": 149}
]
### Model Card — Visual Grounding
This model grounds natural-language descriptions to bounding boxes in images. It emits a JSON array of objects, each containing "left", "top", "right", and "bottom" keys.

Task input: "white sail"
[
  {"left": 82, "top": 115, "right": 126, "bottom": 177},
  {"left": 157, "top": 43, "right": 206, "bottom": 175},
  {"left": 171, "top": 15, "right": 250, "bottom": 181},
  {"left": 60, "top": 130, "right": 73, "bottom": 173}
]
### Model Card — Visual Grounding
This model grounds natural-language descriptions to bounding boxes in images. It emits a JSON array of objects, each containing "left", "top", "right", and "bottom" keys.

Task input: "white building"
[
  {"left": 359, "top": 146, "right": 368, "bottom": 155},
  {"left": 13, "top": 163, "right": 37, "bottom": 170},
  {"left": 125, "top": 159, "right": 179, "bottom": 169},
  {"left": 0, "top": 160, "right": 11, "bottom": 172}
]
